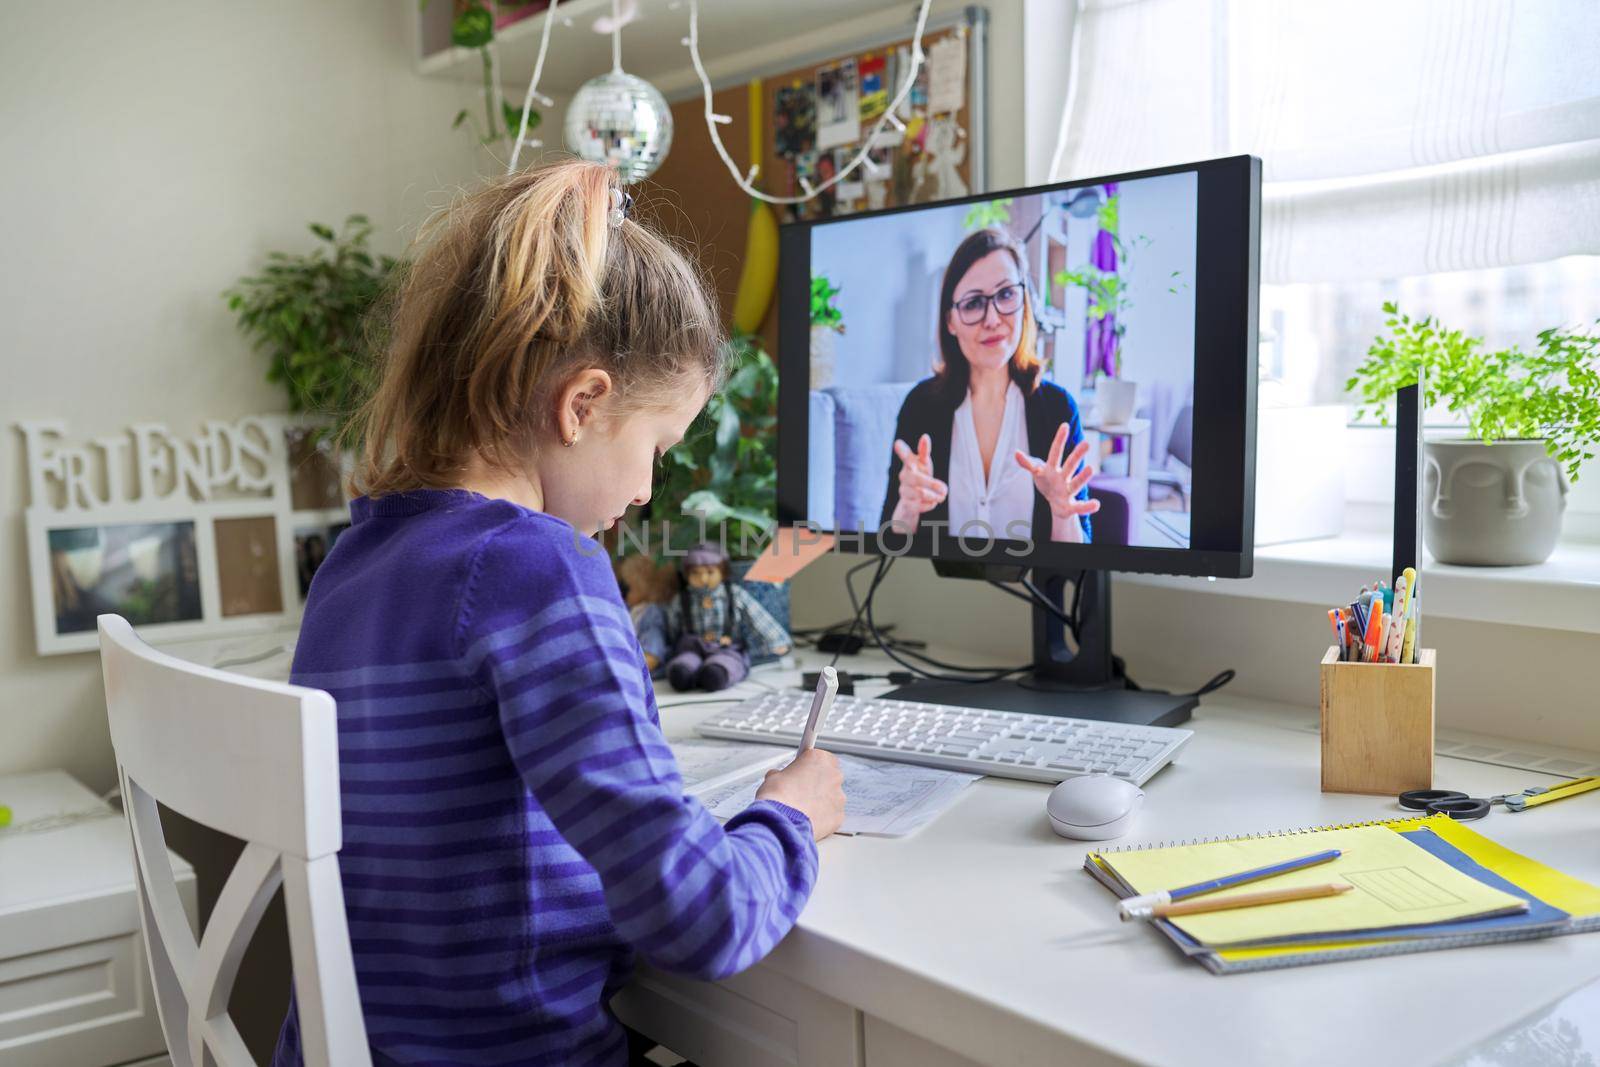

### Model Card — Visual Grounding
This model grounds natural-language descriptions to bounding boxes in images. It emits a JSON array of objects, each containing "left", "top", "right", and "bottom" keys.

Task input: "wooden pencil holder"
[{"left": 1319, "top": 646, "right": 1437, "bottom": 796}]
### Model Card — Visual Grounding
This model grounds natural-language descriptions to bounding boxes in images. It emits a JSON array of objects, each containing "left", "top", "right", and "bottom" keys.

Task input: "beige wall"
[
  {"left": 0, "top": 1, "right": 489, "bottom": 790},
  {"left": 790, "top": 554, "right": 1600, "bottom": 753}
]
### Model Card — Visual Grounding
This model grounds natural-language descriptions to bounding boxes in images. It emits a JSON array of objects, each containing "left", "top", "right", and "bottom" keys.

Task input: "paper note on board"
[{"left": 927, "top": 35, "right": 966, "bottom": 114}]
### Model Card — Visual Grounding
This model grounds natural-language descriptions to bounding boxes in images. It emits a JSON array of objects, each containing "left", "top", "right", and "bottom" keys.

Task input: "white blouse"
[{"left": 946, "top": 382, "right": 1035, "bottom": 541}]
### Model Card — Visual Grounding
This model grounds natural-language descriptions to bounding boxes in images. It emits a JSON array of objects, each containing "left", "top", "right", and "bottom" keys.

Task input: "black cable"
[
  {"left": 986, "top": 573, "right": 1080, "bottom": 642},
  {"left": 1116, "top": 664, "right": 1236, "bottom": 699},
  {"left": 1190, "top": 669, "right": 1236, "bottom": 698},
  {"left": 829, "top": 556, "right": 888, "bottom": 669},
  {"left": 1067, "top": 569, "right": 1087, "bottom": 630},
  {"left": 988, "top": 572, "right": 1234, "bottom": 702},
  {"left": 856, "top": 558, "right": 1030, "bottom": 684}
]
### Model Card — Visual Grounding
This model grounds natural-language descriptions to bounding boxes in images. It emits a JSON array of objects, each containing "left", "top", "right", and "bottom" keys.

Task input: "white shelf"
[
  {"left": 1121, "top": 527, "right": 1600, "bottom": 634},
  {"left": 414, "top": 0, "right": 917, "bottom": 97}
]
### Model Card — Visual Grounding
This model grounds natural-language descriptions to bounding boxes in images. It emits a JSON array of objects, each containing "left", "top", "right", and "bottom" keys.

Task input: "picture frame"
[{"left": 19, "top": 415, "right": 350, "bottom": 655}]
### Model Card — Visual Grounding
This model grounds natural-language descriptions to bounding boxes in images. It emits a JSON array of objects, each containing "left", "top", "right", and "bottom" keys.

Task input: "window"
[
  {"left": 1260, "top": 256, "right": 1600, "bottom": 409},
  {"left": 1052, "top": 0, "right": 1600, "bottom": 484}
]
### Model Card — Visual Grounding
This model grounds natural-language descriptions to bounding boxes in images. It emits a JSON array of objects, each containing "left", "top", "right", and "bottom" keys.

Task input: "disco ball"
[{"left": 564, "top": 70, "right": 673, "bottom": 184}]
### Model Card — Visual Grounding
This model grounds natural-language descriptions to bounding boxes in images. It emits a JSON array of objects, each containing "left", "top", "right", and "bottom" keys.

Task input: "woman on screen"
[{"left": 881, "top": 228, "right": 1100, "bottom": 545}]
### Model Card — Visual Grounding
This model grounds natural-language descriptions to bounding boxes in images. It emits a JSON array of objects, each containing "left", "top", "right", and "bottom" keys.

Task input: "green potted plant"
[
  {"left": 1347, "top": 302, "right": 1599, "bottom": 565},
  {"left": 641, "top": 333, "right": 788, "bottom": 634},
  {"left": 1054, "top": 193, "right": 1162, "bottom": 425},
  {"left": 809, "top": 274, "right": 845, "bottom": 389},
  {"left": 963, "top": 197, "right": 1013, "bottom": 229},
  {"left": 223, "top": 214, "right": 399, "bottom": 485},
  {"left": 430, "top": 1, "right": 542, "bottom": 149}
]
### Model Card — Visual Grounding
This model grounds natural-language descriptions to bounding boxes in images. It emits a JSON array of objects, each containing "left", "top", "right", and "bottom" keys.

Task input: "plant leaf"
[{"left": 451, "top": 3, "right": 494, "bottom": 47}]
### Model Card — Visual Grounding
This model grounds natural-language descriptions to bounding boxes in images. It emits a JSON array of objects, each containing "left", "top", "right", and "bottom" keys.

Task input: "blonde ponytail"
[{"left": 352, "top": 160, "right": 724, "bottom": 496}]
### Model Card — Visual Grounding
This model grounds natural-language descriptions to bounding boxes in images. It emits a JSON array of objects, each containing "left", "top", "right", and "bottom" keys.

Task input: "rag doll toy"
[{"left": 640, "top": 542, "right": 792, "bottom": 692}]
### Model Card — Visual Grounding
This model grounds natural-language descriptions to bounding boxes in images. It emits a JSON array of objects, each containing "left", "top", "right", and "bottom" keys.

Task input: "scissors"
[{"left": 1399, "top": 776, "right": 1600, "bottom": 820}]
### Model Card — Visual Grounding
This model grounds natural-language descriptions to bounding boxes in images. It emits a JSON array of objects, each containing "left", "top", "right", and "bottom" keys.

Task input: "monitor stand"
[{"left": 883, "top": 568, "right": 1197, "bottom": 728}]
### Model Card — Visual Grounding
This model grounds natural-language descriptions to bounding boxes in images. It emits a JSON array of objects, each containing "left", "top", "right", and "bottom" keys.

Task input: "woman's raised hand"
[
  {"left": 891, "top": 434, "right": 947, "bottom": 532},
  {"left": 1014, "top": 424, "right": 1102, "bottom": 523}
]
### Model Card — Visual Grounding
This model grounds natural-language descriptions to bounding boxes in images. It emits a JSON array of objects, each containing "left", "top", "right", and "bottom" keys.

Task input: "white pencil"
[{"left": 798, "top": 666, "right": 839, "bottom": 753}]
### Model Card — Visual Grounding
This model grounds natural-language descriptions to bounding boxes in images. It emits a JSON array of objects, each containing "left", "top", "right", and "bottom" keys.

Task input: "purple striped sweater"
[{"left": 272, "top": 489, "right": 818, "bottom": 1067}]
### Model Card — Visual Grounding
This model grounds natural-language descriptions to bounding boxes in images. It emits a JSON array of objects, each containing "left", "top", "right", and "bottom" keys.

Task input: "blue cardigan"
[{"left": 273, "top": 490, "right": 816, "bottom": 1067}]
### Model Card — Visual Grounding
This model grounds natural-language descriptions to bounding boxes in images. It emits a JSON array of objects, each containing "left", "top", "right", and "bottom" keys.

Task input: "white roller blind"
[{"left": 1051, "top": 0, "right": 1600, "bottom": 283}]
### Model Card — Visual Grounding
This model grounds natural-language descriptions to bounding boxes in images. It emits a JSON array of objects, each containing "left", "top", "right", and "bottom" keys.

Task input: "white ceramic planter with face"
[{"left": 1423, "top": 439, "right": 1569, "bottom": 566}]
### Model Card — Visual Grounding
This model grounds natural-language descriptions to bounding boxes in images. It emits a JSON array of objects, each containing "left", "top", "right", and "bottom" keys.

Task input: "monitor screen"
[{"left": 776, "top": 155, "right": 1259, "bottom": 578}]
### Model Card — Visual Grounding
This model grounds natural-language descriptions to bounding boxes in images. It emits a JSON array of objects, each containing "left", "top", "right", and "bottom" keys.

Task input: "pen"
[
  {"left": 1401, "top": 586, "right": 1420, "bottom": 665},
  {"left": 1364, "top": 603, "right": 1384, "bottom": 663},
  {"left": 1118, "top": 848, "right": 1343, "bottom": 920},
  {"left": 1350, "top": 602, "right": 1368, "bottom": 659},
  {"left": 1144, "top": 882, "right": 1353, "bottom": 920},
  {"left": 1384, "top": 574, "right": 1410, "bottom": 664},
  {"left": 798, "top": 665, "right": 838, "bottom": 754}
]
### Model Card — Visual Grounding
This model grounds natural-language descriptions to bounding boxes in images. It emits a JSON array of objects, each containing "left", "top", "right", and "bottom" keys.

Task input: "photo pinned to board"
[
  {"left": 813, "top": 150, "right": 840, "bottom": 218},
  {"left": 787, "top": 149, "right": 821, "bottom": 222},
  {"left": 773, "top": 82, "right": 817, "bottom": 159},
  {"left": 858, "top": 52, "right": 887, "bottom": 122},
  {"left": 834, "top": 147, "right": 866, "bottom": 204},
  {"left": 902, "top": 42, "right": 928, "bottom": 114},
  {"left": 864, "top": 144, "right": 895, "bottom": 211},
  {"left": 815, "top": 58, "right": 860, "bottom": 150}
]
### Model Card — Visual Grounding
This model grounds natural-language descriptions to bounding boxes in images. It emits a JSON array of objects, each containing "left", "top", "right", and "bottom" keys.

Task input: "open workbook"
[
  {"left": 673, "top": 738, "right": 977, "bottom": 838},
  {"left": 1086, "top": 815, "right": 1600, "bottom": 974}
]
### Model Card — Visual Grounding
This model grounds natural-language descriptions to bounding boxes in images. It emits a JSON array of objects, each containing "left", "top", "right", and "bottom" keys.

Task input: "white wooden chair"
[{"left": 97, "top": 614, "right": 371, "bottom": 1067}]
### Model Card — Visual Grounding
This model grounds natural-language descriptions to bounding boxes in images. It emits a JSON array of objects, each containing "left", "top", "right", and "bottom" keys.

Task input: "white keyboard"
[{"left": 696, "top": 689, "right": 1193, "bottom": 786}]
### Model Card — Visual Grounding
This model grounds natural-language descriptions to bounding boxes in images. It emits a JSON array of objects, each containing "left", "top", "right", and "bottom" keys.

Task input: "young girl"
[{"left": 273, "top": 160, "right": 845, "bottom": 1067}]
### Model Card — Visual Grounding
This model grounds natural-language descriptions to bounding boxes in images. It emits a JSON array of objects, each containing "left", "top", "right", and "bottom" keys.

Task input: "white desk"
[
  {"left": 614, "top": 650, "right": 1600, "bottom": 1067},
  {"left": 169, "top": 633, "right": 1600, "bottom": 1066},
  {"left": 0, "top": 770, "right": 198, "bottom": 1067}
]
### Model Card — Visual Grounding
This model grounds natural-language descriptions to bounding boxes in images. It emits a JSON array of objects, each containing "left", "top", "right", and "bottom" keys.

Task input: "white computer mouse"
[{"left": 1046, "top": 775, "right": 1144, "bottom": 841}]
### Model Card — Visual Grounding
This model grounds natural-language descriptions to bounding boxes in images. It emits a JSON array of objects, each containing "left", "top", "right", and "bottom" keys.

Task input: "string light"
[
  {"left": 509, "top": 0, "right": 935, "bottom": 196},
  {"left": 685, "top": 0, "right": 934, "bottom": 205},
  {"left": 508, "top": 0, "right": 561, "bottom": 173}
]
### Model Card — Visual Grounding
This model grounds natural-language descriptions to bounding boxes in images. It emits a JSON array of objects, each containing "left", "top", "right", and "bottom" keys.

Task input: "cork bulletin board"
[{"left": 640, "top": 13, "right": 987, "bottom": 346}]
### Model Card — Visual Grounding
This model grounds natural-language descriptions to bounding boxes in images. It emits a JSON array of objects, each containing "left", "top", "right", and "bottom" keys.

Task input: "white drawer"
[
  {"left": 0, "top": 929, "right": 164, "bottom": 1067},
  {"left": 613, "top": 964, "right": 862, "bottom": 1067}
]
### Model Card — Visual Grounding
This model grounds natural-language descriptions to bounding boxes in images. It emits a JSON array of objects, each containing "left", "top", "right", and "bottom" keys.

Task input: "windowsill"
[{"left": 1120, "top": 507, "right": 1600, "bottom": 635}]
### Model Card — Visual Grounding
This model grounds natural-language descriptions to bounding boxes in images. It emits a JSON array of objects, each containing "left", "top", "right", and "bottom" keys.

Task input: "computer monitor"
[{"left": 775, "top": 155, "right": 1261, "bottom": 726}]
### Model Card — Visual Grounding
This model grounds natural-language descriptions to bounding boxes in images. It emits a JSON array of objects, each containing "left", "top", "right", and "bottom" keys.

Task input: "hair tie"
[{"left": 608, "top": 188, "right": 633, "bottom": 228}]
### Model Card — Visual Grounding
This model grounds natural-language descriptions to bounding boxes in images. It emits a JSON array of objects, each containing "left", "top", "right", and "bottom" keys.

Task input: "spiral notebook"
[{"left": 1085, "top": 814, "right": 1600, "bottom": 974}]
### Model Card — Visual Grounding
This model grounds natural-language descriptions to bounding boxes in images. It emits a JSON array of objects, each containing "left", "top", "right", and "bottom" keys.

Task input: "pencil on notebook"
[{"left": 1148, "top": 882, "right": 1353, "bottom": 920}]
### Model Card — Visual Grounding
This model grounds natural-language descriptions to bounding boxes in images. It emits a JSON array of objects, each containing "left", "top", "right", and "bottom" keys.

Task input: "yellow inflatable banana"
[
  {"left": 733, "top": 199, "right": 779, "bottom": 335},
  {"left": 731, "top": 78, "right": 778, "bottom": 336}
]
